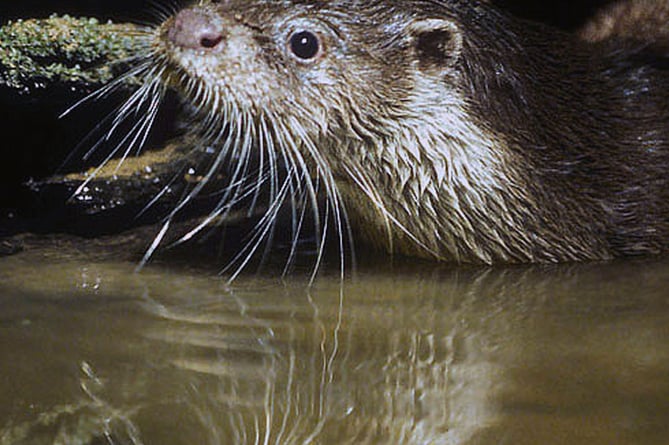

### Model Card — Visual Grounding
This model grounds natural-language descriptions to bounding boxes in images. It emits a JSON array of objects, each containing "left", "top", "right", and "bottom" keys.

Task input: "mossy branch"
[{"left": 0, "top": 14, "right": 144, "bottom": 94}]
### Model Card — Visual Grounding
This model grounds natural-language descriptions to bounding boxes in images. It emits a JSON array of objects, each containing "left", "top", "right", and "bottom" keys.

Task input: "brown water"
[{"left": 1, "top": 240, "right": 668, "bottom": 445}]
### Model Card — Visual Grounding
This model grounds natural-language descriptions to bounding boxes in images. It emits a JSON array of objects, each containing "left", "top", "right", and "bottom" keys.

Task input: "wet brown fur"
[{"left": 149, "top": 0, "right": 669, "bottom": 264}]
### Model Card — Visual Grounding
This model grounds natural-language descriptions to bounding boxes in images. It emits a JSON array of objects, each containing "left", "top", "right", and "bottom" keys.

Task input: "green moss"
[{"left": 0, "top": 15, "right": 146, "bottom": 94}]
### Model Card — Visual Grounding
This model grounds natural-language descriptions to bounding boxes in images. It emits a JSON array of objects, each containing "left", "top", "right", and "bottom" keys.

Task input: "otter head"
[
  {"left": 150, "top": 0, "right": 551, "bottom": 264},
  {"left": 154, "top": 0, "right": 468, "bottom": 146},
  {"left": 150, "top": 0, "right": 483, "bottom": 256}
]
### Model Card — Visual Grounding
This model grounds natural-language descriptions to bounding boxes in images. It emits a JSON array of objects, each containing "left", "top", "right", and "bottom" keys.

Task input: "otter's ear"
[{"left": 407, "top": 18, "right": 462, "bottom": 71}]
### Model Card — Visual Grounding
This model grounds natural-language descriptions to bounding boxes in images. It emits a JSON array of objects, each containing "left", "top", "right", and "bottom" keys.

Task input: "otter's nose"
[{"left": 167, "top": 9, "right": 224, "bottom": 50}]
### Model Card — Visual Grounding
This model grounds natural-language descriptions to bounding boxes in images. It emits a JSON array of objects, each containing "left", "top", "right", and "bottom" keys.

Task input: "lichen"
[{"left": 0, "top": 14, "right": 145, "bottom": 94}]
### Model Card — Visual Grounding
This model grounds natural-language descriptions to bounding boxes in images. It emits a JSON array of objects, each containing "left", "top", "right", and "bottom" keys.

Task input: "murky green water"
[{"left": 1, "top": 240, "right": 668, "bottom": 445}]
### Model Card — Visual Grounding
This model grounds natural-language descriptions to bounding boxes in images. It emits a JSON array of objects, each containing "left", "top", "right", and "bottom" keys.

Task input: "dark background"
[
  {"left": 493, "top": 0, "right": 614, "bottom": 29},
  {"left": 1, "top": 1, "right": 156, "bottom": 22},
  {"left": 1, "top": 0, "right": 615, "bottom": 28},
  {"left": 0, "top": 0, "right": 617, "bottom": 236}
]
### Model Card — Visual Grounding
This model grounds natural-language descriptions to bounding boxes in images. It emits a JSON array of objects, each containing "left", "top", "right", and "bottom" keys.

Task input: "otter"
[{"left": 124, "top": 0, "right": 669, "bottom": 264}]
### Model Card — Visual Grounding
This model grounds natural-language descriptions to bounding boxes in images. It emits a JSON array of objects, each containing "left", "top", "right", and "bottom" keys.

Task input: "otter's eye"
[{"left": 289, "top": 31, "right": 320, "bottom": 60}]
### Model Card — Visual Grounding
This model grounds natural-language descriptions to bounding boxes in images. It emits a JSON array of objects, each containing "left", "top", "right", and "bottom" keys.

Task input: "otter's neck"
[{"left": 333, "top": 91, "right": 612, "bottom": 264}]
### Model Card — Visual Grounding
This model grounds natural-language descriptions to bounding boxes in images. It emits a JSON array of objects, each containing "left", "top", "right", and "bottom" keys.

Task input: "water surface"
[{"left": 1, "top": 239, "right": 668, "bottom": 444}]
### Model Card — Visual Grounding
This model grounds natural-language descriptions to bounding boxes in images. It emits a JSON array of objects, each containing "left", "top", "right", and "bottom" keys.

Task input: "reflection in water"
[{"left": 0, "top": 246, "right": 668, "bottom": 444}]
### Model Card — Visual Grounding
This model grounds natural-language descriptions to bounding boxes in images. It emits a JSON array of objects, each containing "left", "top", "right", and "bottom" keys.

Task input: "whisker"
[
  {"left": 103, "top": 66, "right": 164, "bottom": 144},
  {"left": 145, "top": 0, "right": 179, "bottom": 24},
  {"left": 59, "top": 58, "right": 155, "bottom": 119},
  {"left": 137, "top": 219, "right": 172, "bottom": 272},
  {"left": 222, "top": 174, "right": 293, "bottom": 282},
  {"left": 176, "top": 170, "right": 271, "bottom": 244},
  {"left": 281, "top": 187, "right": 307, "bottom": 276}
]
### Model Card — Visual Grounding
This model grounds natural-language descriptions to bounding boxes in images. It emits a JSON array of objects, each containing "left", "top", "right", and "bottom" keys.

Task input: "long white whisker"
[
  {"left": 138, "top": 219, "right": 171, "bottom": 271},
  {"left": 282, "top": 172, "right": 311, "bottom": 276},
  {"left": 223, "top": 173, "right": 294, "bottom": 282},
  {"left": 176, "top": 170, "right": 272, "bottom": 243},
  {"left": 59, "top": 58, "right": 155, "bottom": 119},
  {"left": 107, "top": 84, "right": 164, "bottom": 174},
  {"left": 103, "top": 65, "right": 164, "bottom": 144},
  {"left": 71, "top": 79, "right": 166, "bottom": 198}
]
